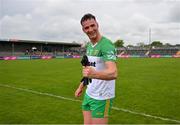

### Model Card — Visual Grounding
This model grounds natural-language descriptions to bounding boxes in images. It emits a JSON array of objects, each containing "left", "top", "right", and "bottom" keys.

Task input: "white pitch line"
[
  {"left": 0, "top": 84, "right": 81, "bottom": 102},
  {"left": 112, "top": 107, "right": 180, "bottom": 124},
  {"left": 0, "top": 83, "right": 180, "bottom": 124}
]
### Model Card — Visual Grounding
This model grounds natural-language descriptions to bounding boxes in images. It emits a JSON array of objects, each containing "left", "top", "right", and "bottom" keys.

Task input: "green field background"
[{"left": 0, "top": 58, "right": 180, "bottom": 124}]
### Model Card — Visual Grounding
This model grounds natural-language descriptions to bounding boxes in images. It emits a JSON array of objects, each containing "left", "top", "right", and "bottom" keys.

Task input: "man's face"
[{"left": 81, "top": 19, "right": 99, "bottom": 40}]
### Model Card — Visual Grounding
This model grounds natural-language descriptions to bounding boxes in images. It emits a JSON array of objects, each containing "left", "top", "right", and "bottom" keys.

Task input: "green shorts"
[{"left": 82, "top": 93, "right": 113, "bottom": 118}]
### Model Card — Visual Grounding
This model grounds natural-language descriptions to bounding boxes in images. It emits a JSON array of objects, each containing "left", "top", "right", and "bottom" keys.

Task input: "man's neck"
[{"left": 91, "top": 34, "right": 102, "bottom": 45}]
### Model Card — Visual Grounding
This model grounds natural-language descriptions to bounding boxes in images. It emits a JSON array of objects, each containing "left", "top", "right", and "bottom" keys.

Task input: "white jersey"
[{"left": 85, "top": 36, "right": 117, "bottom": 100}]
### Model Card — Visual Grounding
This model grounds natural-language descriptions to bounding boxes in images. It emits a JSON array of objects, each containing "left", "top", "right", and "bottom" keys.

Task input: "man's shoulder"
[
  {"left": 86, "top": 42, "right": 92, "bottom": 48},
  {"left": 102, "top": 36, "right": 112, "bottom": 42},
  {"left": 100, "top": 36, "right": 115, "bottom": 49}
]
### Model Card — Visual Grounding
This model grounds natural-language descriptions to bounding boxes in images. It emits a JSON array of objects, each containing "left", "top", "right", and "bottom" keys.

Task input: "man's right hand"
[
  {"left": 75, "top": 88, "right": 82, "bottom": 97},
  {"left": 74, "top": 82, "right": 84, "bottom": 97}
]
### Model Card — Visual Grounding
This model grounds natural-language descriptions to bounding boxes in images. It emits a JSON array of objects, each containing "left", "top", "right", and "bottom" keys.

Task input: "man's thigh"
[
  {"left": 83, "top": 111, "right": 92, "bottom": 124},
  {"left": 92, "top": 117, "right": 108, "bottom": 124}
]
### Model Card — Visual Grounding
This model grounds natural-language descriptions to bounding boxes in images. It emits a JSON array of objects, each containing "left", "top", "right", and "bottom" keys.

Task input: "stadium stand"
[
  {"left": 0, "top": 39, "right": 82, "bottom": 60},
  {"left": 117, "top": 45, "right": 180, "bottom": 58},
  {"left": 0, "top": 38, "right": 179, "bottom": 60},
  {"left": 149, "top": 47, "right": 179, "bottom": 56}
]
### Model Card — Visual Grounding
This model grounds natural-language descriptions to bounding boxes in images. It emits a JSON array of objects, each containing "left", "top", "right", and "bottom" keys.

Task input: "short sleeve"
[{"left": 101, "top": 41, "right": 117, "bottom": 62}]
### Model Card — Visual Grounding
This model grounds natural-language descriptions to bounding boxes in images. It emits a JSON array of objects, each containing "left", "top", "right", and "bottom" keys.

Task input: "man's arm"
[
  {"left": 74, "top": 82, "right": 85, "bottom": 97},
  {"left": 83, "top": 61, "right": 117, "bottom": 80}
]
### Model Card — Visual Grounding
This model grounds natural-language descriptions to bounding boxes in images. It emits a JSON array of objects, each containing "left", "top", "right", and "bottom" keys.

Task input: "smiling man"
[{"left": 75, "top": 13, "right": 118, "bottom": 125}]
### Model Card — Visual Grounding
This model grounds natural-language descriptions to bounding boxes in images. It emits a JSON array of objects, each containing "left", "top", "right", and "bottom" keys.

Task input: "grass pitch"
[{"left": 0, "top": 58, "right": 180, "bottom": 124}]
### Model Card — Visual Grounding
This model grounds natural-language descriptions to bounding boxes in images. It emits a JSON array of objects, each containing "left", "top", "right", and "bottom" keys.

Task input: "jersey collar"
[{"left": 90, "top": 36, "right": 104, "bottom": 48}]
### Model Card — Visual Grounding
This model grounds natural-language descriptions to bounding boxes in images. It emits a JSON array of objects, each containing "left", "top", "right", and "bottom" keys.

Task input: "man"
[{"left": 75, "top": 13, "right": 118, "bottom": 125}]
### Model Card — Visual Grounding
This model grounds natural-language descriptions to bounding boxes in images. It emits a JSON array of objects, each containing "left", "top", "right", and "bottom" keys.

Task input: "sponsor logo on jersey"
[{"left": 89, "top": 62, "right": 96, "bottom": 67}]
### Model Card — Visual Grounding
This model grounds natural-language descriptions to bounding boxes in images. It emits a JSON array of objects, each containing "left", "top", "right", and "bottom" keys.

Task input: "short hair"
[{"left": 80, "top": 13, "right": 96, "bottom": 25}]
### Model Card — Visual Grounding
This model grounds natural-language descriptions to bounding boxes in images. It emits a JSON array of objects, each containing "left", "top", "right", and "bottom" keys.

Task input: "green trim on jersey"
[{"left": 86, "top": 36, "right": 116, "bottom": 62}]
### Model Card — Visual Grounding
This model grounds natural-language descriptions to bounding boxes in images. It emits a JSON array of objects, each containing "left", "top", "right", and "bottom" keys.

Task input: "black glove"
[
  {"left": 80, "top": 77, "right": 92, "bottom": 86},
  {"left": 80, "top": 55, "right": 92, "bottom": 86}
]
